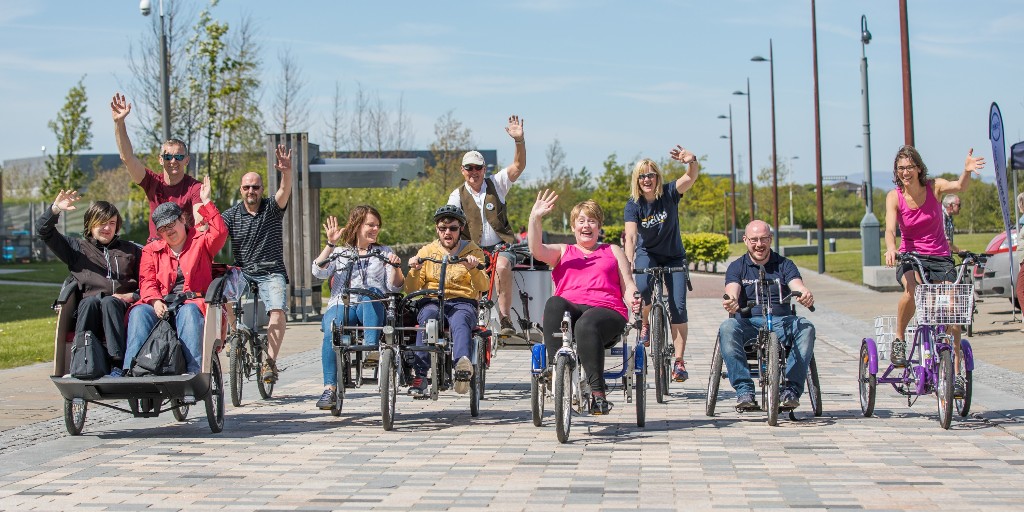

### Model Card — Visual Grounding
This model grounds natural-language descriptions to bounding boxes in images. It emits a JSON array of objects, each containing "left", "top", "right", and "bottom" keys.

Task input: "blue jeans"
[
  {"left": 320, "top": 300, "right": 384, "bottom": 387},
  {"left": 412, "top": 299, "right": 477, "bottom": 378},
  {"left": 634, "top": 249, "right": 688, "bottom": 323},
  {"left": 718, "top": 315, "right": 815, "bottom": 398},
  {"left": 124, "top": 303, "right": 205, "bottom": 374}
]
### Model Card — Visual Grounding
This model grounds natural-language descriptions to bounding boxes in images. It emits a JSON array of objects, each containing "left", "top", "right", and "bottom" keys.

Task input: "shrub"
[
  {"left": 682, "top": 232, "right": 729, "bottom": 272},
  {"left": 602, "top": 224, "right": 624, "bottom": 245}
]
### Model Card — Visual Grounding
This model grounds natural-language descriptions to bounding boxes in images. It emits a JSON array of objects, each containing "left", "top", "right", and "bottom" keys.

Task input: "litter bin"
[{"left": 828, "top": 238, "right": 836, "bottom": 252}]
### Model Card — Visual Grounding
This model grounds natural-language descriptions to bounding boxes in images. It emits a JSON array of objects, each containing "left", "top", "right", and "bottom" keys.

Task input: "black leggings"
[{"left": 543, "top": 296, "right": 627, "bottom": 393}]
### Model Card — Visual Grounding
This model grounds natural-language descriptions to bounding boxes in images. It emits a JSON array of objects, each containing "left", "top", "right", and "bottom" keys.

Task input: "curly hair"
[
  {"left": 339, "top": 205, "right": 382, "bottom": 248},
  {"left": 892, "top": 145, "right": 929, "bottom": 191}
]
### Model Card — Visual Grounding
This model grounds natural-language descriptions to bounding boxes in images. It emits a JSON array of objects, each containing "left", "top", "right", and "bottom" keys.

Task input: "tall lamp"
[
  {"left": 140, "top": 0, "right": 172, "bottom": 143},
  {"left": 860, "top": 15, "right": 881, "bottom": 266},
  {"left": 752, "top": 40, "right": 779, "bottom": 253},
  {"left": 718, "top": 108, "right": 737, "bottom": 242},
  {"left": 733, "top": 80, "right": 755, "bottom": 223}
]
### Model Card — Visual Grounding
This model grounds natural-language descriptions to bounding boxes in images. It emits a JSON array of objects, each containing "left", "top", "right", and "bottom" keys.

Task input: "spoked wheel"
[
  {"left": 64, "top": 397, "right": 87, "bottom": 436},
  {"left": 228, "top": 333, "right": 245, "bottom": 407},
  {"left": 936, "top": 349, "right": 954, "bottom": 430},
  {"left": 706, "top": 334, "right": 723, "bottom": 417},
  {"left": 256, "top": 336, "right": 274, "bottom": 399},
  {"left": 807, "top": 355, "right": 823, "bottom": 417},
  {"left": 379, "top": 348, "right": 398, "bottom": 431},
  {"left": 205, "top": 354, "right": 225, "bottom": 433},
  {"left": 635, "top": 367, "right": 646, "bottom": 428},
  {"left": 858, "top": 342, "right": 876, "bottom": 417},
  {"left": 553, "top": 356, "right": 573, "bottom": 444},
  {"left": 332, "top": 348, "right": 345, "bottom": 417},
  {"left": 172, "top": 399, "right": 190, "bottom": 421},
  {"left": 530, "top": 371, "right": 546, "bottom": 427},
  {"left": 765, "top": 333, "right": 782, "bottom": 427},
  {"left": 955, "top": 355, "right": 972, "bottom": 417},
  {"left": 476, "top": 335, "right": 488, "bottom": 401},
  {"left": 470, "top": 365, "right": 482, "bottom": 418},
  {"left": 651, "top": 305, "right": 668, "bottom": 404}
]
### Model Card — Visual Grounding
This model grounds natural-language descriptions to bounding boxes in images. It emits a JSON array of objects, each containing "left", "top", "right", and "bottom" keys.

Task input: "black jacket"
[{"left": 36, "top": 205, "right": 142, "bottom": 299}]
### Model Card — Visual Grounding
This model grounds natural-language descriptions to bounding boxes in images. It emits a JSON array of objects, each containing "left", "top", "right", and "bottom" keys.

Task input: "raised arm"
[
  {"left": 36, "top": 190, "right": 82, "bottom": 265},
  {"left": 273, "top": 144, "right": 293, "bottom": 209},
  {"left": 111, "top": 93, "right": 147, "bottom": 184},
  {"left": 528, "top": 189, "right": 565, "bottom": 266},
  {"left": 935, "top": 148, "right": 986, "bottom": 197},
  {"left": 197, "top": 176, "right": 228, "bottom": 255},
  {"left": 669, "top": 145, "right": 700, "bottom": 195},
  {"left": 504, "top": 115, "right": 526, "bottom": 182}
]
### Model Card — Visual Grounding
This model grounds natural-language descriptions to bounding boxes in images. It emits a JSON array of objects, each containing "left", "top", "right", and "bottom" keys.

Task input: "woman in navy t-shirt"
[{"left": 623, "top": 145, "right": 700, "bottom": 382}]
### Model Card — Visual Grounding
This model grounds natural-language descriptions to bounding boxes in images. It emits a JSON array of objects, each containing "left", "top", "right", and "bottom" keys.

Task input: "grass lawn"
[
  {"left": 0, "top": 260, "right": 69, "bottom": 284},
  {"left": 0, "top": 284, "right": 59, "bottom": 369}
]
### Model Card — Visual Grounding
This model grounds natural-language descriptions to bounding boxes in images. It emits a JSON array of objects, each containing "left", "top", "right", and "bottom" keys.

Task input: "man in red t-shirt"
[{"left": 112, "top": 93, "right": 202, "bottom": 239}]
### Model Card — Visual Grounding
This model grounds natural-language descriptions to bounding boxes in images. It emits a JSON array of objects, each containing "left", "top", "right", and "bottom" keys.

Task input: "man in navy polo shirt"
[{"left": 719, "top": 220, "right": 816, "bottom": 412}]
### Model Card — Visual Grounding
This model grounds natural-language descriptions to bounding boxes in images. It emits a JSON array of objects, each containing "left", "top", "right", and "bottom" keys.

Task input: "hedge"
[{"left": 682, "top": 233, "right": 729, "bottom": 273}]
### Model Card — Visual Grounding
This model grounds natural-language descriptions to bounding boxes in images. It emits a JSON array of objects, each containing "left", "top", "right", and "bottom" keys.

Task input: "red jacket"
[{"left": 139, "top": 202, "right": 227, "bottom": 315}]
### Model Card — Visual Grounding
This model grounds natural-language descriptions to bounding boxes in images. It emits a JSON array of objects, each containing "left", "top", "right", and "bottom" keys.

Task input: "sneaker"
[
  {"left": 262, "top": 359, "right": 279, "bottom": 384},
  {"left": 499, "top": 316, "right": 515, "bottom": 336},
  {"left": 780, "top": 388, "right": 800, "bottom": 409},
  {"left": 672, "top": 360, "right": 688, "bottom": 382},
  {"left": 954, "top": 376, "right": 966, "bottom": 399},
  {"left": 639, "top": 323, "right": 650, "bottom": 346},
  {"left": 453, "top": 356, "right": 474, "bottom": 394},
  {"left": 591, "top": 391, "right": 613, "bottom": 415},
  {"left": 890, "top": 338, "right": 907, "bottom": 367},
  {"left": 108, "top": 367, "right": 125, "bottom": 378},
  {"left": 736, "top": 392, "right": 758, "bottom": 412},
  {"left": 316, "top": 388, "right": 336, "bottom": 409},
  {"left": 408, "top": 377, "right": 429, "bottom": 399}
]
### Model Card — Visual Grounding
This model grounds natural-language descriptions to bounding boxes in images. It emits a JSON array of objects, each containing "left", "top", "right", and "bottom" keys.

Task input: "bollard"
[{"left": 829, "top": 238, "right": 836, "bottom": 252}]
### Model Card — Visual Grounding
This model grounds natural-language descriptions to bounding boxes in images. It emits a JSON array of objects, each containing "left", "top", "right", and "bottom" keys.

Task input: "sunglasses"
[
  {"left": 242, "top": 185, "right": 262, "bottom": 191},
  {"left": 161, "top": 154, "right": 187, "bottom": 161},
  {"left": 463, "top": 164, "right": 484, "bottom": 171},
  {"left": 638, "top": 172, "right": 658, "bottom": 181},
  {"left": 436, "top": 225, "right": 461, "bottom": 233}
]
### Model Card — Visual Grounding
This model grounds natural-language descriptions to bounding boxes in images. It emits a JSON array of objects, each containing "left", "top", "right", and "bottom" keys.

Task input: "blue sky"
[{"left": 1, "top": 0, "right": 1022, "bottom": 189}]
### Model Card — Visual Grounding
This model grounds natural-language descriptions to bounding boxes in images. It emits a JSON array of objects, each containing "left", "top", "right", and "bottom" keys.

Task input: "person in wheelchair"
[
  {"left": 528, "top": 190, "right": 640, "bottom": 415},
  {"left": 124, "top": 177, "right": 227, "bottom": 375},
  {"left": 404, "top": 205, "right": 489, "bottom": 398},
  {"left": 37, "top": 190, "right": 142, "bottom": 377},
  {"left": 720, "top": 220, "right": 815, "bottom": 411},
  {"left": 312, "top": 206, "right": 404, "bottom": 409}
]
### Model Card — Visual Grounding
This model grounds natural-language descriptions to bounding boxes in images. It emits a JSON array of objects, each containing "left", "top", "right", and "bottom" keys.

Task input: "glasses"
[
  {"left": 157, "top": 219, "right": 179, "bottom": 234},
  {"left": 161, "top": 154, "right": 186, "bottom": 161},
  {"left": 745, "top": 236, "right": 772, "bottom": 245},
  {"left": 436, "top": 225, "right": 461, "bottom": 233},
  {"left": 462, "top": 164, "right": 484, "bottom": 172},
  {"left": 638, "top": 173, "right": 658, "bottom": 181},
  {"left": 896, "top": 164, "right": 917, "bottom": 172},
  {"left": 241, "top": 185, "right": 262, "bottom": 191}
]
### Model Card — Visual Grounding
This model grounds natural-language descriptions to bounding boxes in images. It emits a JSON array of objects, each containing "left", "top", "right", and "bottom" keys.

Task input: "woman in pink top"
[
  {"left": 528, "top": 190, "right": 639, "bottom": 415},
  {"left": 884, "top": 145, "right": 985, "bottom": 371}
]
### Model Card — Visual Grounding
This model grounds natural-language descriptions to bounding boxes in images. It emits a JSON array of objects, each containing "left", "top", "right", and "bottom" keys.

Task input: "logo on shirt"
[{"left": 640, "top": 211, "right": 668, "bottom": 229}]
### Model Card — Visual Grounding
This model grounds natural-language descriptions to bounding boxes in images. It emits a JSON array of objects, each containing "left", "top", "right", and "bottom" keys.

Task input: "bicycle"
[
  {"left": 704, "top": 266, "right": 820, "bottom": 426},
  {"left": 225, "top": 262, "right": 277, "bottom": 407},
  {"left": 858, "top": 251, "right": 978, "bottom": 429},
  {"left": 480, "top": 241, "right": 543, "bottom": 352},
  {"left": 632, "top": 263, "right": 690, "bottom": 404}
]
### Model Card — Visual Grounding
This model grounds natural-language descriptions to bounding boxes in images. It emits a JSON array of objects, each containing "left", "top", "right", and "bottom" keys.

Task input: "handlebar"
[
  {"left": 491, "top": 241, "right": 530, "bottom": 254},
  {"left": 897, "top": 251, "right": 973, "bottom": 285},
  {"left": 417, "top": 255, "right": 486, "bottom": 270},
  {"left": 326, "top": 248, "right": 401, "bottom": 267},
  {"left": 724, "top": 290, "right": 815, "bottom": 316},
  {"left": 634, "top": 264, "right": 692, "bottom": 291}
]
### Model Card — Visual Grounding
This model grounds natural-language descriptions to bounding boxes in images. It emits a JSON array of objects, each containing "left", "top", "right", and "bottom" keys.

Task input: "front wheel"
[
  {"left": 936, "top": 349, "right": 954, "bottom": 430},
  {"left": 205, "top": 354, "right": 225, "bottom": 433},
  {"left": 635, "top": 367, "right": 646, "bottom": 428},
  {"left": 172, "top": 399, "right": 190, "bottom": 421},
  {"left": 956, "top": 369, "right": 973, "bottom": 418},
  {"left": 553, "top": 356, "right": 573, "bottom": 444},
  {"left": 858, "top": 342, "right": 876, "bottom": 417},
  {"left": 228, "top": 333, "right": 245, "bottom": 407},
  {"left": 379, "top": 348, "right": 398, "bottom": 431},
  {"left": 765, "top": 333, "right": 782, "bottom": 427},
  {"left": 332, "top": 348, "right": 345, "bottom": 416},
  {"left": 530, "top": 373, "right": 546, "bottom": 427},
  {"left": 807, "top": 355, "right": 823, "bottom": 417},
  {"left": 64, "top": 397, "right": 87, "bottom": 436},
  {"left": 650, "top": 304, "right": 668, "bottom": 404},
  {"left": 256, "top": 336, "right": 274, "bottom": 399},
  {"left": 705, "top": 334, "right": 723, "bottom": 417}
]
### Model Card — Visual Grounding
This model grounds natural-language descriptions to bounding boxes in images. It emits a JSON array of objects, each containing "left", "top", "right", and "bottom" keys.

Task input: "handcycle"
[
  {"left": 858, "top": 251, "right": 978, "bottom": 429},
  {"left": 530, "top": 293, "right": 645, "bottom": 443},
  {"left": 49, "top": 276, "right": 228, "bottom": 435},
  {"left": 224, "top": 262, "right": 277, "bottom": 407},
  {"left": 632, "top": 263, "right": 691, "bottom": 404},
  {"left": 704, "top": 267, "right": 820, "bottom": 426}
]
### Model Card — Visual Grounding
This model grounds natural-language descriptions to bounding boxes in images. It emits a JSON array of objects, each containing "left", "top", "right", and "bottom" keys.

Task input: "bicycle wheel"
[
  {"left": 332, "top": 348, "right": 345, "bottom": 416},
  {"left": 936, "top": 349, "right": 954, "bottom": 430},
  {"left": 530, "top": 372, "right": 546, "bottom": 427},
  {"left": 228, "top": 332, "right": 245, "bottom": 407},
  {"left": 635, "top": 364, "right": 646, "bottom": 428},
  {"left": 955, "top": 354, "right": 972, "bottom": 417},
  {"left": 379, "top": 348, "right": 398, "bottom": 431},
  {"left": 476, "top": 335, "right": 488, "bottom": 400},
  {"left": 858, "top": 342, "right": 876, "bottom": 417},
  {"left": 256, "top": 335, "right": 274, "bottom": 399},
  {"left": 172, "top": 399, "right": 190, "bottom": 421},
  {"left": 766, "top": 333, "right": 782, "bottom": 426},
  {"left": 650, "top": 304, "right": 668, "bottom": 404},
  {"left": 63, "top": 397, "right": 86, "bottom": 436},
  {"left": 205, "top": 354, "right": 225, "bottom": 433},
  {"left": 705, "top": 334, "right": 723, "bottom": 417},
  {"left": 807, "top": 355, "right": 823, "bottom": 417},
  {"left": 554, "top": 355, "right": 573, "bottom": 444}
]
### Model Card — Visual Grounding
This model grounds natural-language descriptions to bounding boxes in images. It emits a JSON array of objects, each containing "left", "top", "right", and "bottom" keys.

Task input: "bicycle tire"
[
  {"left": 380, "top": 348, "right": 398, "bottom": 431},
  {"left": 706, "top": 334, "right": 723, "bottom": 417},
  {"left": 172, "top": 399, "right": 190, "bottom": 421},
  {"left": 64, "top": 397, "right": 86, "bottom": 436},
  {"left": 635, "top": 363, "right": 646, "bottom": 428},
  {"left": 531, "top": 373, "right": 545, "bottom": 427},
  {"left": 766, "top": 332, "right": 782, "bottom": 426},
  {"left": 650, "top": 303, "right": 668, "bottom": 404},
  {"left": 470, "top": 335, "right": 483, "bottom": 417},
  {"left": 554, "top": 356, "right": 573, "bottom": 444},
  {"left": 807, "top": 355, "right": 823, "bottom": 417},
  {"left": 937, "top": 349, "right": 954, "bottom": 430},
  {"left": 331, "top": 348, "right": 345, "bottom": 416},
  {"left": 256, "top": 336, "right": 274, "bottom": 399},
  {"left": 205, "top": 354, "right": 225, "bottom": 433},
  {"left": 228, "top": 333, "right": 245, "bottom": 407},
  {"left": 858, "top": 342, "right": 876, "bottom": 417}
]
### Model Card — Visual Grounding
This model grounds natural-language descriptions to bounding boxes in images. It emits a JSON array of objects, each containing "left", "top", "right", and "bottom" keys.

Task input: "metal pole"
[
  {"left": 159, "top": 0, "right": 171, "bottom": 143},
  {"left": 812, "top": 0, "right": 825, "bottom": 273},
  {"left": 859, "top": 14, "right": 881, "bottom": 267},
  {"left": 768, "top": 40, "right": 779, "bottom": 252},
  {"left": 746, "top": 78, "right": 754, "bottom": 222},
  {"left": 729, "top": 106, "right": 737, "bottom": 241},
  {"left": 899, "top": 0, "right": 915, "bottom": 146}
]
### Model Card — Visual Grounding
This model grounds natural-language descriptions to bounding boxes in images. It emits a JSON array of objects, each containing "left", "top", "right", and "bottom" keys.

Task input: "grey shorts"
[{"left": 245, "top": 272, "right": 289, "bottom": 312}]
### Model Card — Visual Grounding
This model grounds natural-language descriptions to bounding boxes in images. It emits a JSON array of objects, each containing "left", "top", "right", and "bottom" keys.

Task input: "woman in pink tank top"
[
  {"left": 527, "top": 190, "right": 639, "bottom": 416},
  {"left": 883, "top": 145, "right": 985, "bottom": 373}
]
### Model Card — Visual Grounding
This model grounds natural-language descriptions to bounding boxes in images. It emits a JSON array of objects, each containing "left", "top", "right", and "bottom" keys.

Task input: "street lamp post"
[
  {"left": 733, "top": 80, "right": 755, "bottom": 224},
  {"left": 789, "top": 155, "right": 799, "bottom": 226},
  {"left": 141, "top": 0, "right": 172, "bottom": 142},
  {"left": 752, "top": 40, "right": 779, "bottom": 253},
  {"left": 718, "top": 108, "right": 738, "bottom": 242},
  {"left": 812, "top": 0, "right": 825, "bottom": 273},
  {"left": 859, "top": 15, "right": 881, "bottom": 267}
]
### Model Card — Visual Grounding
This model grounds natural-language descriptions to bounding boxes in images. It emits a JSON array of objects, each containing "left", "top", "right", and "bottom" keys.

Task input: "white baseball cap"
[{"left": 462, "top": 151, "right": 485, "bottom": 167}]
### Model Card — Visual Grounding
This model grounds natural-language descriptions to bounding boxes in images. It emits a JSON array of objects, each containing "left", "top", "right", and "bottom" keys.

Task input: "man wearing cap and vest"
[{"left": 447, "top": 115, "right": 526, "bottom": 336}]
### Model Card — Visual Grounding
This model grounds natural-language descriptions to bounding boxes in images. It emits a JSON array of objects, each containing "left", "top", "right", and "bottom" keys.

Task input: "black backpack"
[
  {"left": 70, "top": 330, "right": 109, "bottom": 379},
  {"left": 130, "top": 318, "right": 187, "bottom": 376}
]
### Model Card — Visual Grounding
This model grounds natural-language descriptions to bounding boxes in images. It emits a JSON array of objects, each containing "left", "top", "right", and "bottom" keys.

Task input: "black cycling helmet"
[{"left": 433, "top": 204, "right": 468, "bottom": 226}]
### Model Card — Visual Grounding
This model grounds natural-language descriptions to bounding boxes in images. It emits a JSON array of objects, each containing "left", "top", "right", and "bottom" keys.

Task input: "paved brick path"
[{"left": 2, "top": 286, "right": 1024, "bottom": 509}]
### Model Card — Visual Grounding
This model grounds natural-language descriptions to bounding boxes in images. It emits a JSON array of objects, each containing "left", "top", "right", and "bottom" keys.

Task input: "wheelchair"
[
  {"left": 530, "top": 299, "right": 645, "bottom": 443},
  {"left": 49, "top": 275, "right": 229, "bottom": 435}
]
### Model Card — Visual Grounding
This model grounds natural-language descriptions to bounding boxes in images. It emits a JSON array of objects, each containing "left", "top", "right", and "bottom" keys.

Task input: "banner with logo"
[{"left": 990, "top": 102, "right": 1015, "bottom": 287}]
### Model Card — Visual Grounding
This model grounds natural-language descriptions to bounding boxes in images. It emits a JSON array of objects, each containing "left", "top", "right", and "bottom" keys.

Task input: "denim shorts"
[
  {"left": 246, "top": 272, "right": 288, "bottom": 312},
  {"left": 896, "top": 254, "right": 956, "bottom": 288}
]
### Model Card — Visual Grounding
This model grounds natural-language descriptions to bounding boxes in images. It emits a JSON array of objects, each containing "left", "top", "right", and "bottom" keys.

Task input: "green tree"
[
  {"left": 43, "top": 77, "right": 92, "bottom": 198},
  {"left": 591, "top": 154, "right": 630, "bottom": 228},
  {"left": 426, "top": 111, "right": 473, "bottom": 198}
]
